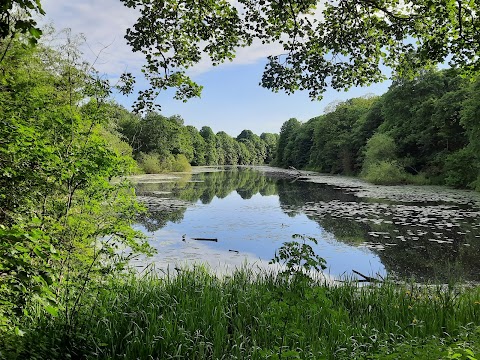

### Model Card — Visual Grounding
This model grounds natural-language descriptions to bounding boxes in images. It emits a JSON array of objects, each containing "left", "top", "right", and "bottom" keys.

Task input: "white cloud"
[
  {"left": 41, "top": 0, "right": 144, "bottom": 77},
  {"left": 188, "top": 40, "right": 284, "bottom": 76},
  {"left": 40, "top": 0, "right": 324, "bottom": 79}
]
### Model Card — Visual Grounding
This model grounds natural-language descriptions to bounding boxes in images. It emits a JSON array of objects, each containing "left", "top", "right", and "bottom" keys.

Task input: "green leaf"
[{"left": 45, "top": 305, "right": 58, "bottom": 317}]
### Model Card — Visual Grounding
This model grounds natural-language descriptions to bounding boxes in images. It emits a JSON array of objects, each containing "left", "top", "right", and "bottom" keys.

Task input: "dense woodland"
[
  {"left": 116, "top": 111, "right": 278, "bottom": 173},
  {"left": 275, "top": 69, "right": 480, "bottom": 190}
]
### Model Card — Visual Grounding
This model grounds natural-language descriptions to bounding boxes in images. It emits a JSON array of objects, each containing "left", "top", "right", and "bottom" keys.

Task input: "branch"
[{"left": 359, "top": 0, "right": 419, "bottom": 22}]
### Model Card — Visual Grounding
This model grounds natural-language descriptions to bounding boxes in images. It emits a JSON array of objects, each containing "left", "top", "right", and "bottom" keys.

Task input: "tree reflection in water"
[{"left": 134, "top": 167, "right": 480, "bottom": 282}]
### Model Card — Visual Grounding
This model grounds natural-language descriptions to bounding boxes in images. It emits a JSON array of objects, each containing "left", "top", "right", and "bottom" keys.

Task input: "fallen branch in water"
[
  {"left": 352, "top": 270, "right": 382, "bottom": 283},
  {"left": 192, "top": 237, "right": 218, "bottom": 242}
]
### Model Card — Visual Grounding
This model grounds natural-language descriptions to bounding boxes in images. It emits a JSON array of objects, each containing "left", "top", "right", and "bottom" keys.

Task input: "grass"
[{"left": 3, "top": 267, "right": 480, "bottom": 359}]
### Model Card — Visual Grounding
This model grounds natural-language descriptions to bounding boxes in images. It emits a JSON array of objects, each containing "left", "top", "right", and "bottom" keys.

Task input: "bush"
[
  {"left": 444, "top": 147, "right": 479, "bottom": 189},
  {"left": 362, "top": 160, "right": 407, "bottom": 185},
  {"left": 137, "top": 152, "right": 162, "bottom": 173},
  {"left": 137, "top": 153, "right": 192, "bottom": 173},
  {"left": 171, "top": 154, "right": 192, "bottom": 172},
  {"left": 363, "top": 133, "right": 398, "bottom": 167}
]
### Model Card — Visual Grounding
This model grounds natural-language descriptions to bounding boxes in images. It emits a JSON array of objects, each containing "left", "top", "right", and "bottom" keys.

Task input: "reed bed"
[{"left": 7, "top": 267, "right": 480, "bottom": 359}]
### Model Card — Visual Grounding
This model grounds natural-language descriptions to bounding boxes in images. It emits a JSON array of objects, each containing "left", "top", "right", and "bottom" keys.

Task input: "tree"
[
  {"left": 308, "top": 98, "right": 374, "bottom": 173},
  {"left": 276, "top": 118, "right": 301, "bottom": 167},
  {"left": 260, "top": 132, "right": 279, "bottom": 164},
  {"left": 459, "top": 78, "right": 480, "bottom": 190},
  {"left": 361, "top": 133, "right": 407, "bottom": 185},
  {"left": 379, "top": 70, "right": 469, "bottom": 176},
  {"left": 185, "top": 125, "right": 206, "bottom": 165},
  {"left": 120, "top": 0, "right": 480, "bottom": 110},
  {"left": 0, "top": 1, "right": 44, "bottom": 46},
  {"left": 199, "top": 126, "right": 218, "bottom": 165},
  {"left": 236, "top": 129, "right": 267, "bottom": 164},
  {"left": 0, "top": 33, "right": 149, "bottom": 334},
  {"left": 216, "top": 131, "right": 238, "bottom": 165},
  {"left": 290, "top": 119, "right": 316, "bottom": 169}
]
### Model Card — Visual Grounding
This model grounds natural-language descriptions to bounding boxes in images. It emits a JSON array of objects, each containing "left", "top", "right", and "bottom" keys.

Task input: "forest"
[
  {"left": 2, "top": 0, "right": 480, "bottom": 359},
  {"left": 117, "top": 111, "right": 278, "bottom": 173},
  {"left": 275, "top": 69, "right": 480, "bottom": 190}
]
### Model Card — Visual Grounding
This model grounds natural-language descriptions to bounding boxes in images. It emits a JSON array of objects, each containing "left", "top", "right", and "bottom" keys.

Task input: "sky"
[{"left": 41, "top": 0, "right": 392, "bottom": 137}]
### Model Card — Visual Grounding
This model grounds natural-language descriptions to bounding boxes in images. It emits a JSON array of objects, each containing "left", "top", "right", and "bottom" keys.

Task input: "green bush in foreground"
[{"left": 3, "top": 267, "right": 480, "bottom": 360}]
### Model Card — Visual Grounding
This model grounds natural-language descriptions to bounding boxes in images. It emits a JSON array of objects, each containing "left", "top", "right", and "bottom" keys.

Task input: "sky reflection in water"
[
  {"left": 134, "top": 168, "right": 385, "bottom": 279},
  {"left": 133, "top": 167, "right": 480, "bottom": 282}
]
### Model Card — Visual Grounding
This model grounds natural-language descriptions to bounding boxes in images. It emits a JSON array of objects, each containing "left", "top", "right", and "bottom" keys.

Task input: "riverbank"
[
  {"left": 4, "top": 267, "right": 480, "bottom": 359},
  {"left": 250, "top": 165, "right": 480, "bottom": 206}
]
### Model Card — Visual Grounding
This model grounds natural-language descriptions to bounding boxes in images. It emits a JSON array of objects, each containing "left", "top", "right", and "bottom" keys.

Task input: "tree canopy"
[
  {"left": 4, "top": 1, "right": 480, "bottom": 110},
  {"left": 0, "top": 0, "right": 44, "bottom": 46},
  {"left": 119, "top": 0, "right": 480, "bottom": 110}
]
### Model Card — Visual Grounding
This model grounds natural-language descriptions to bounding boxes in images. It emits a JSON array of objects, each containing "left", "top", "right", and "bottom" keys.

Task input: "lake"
[{"left": 132, "top": 166, "right": 480, "bottom": 282}]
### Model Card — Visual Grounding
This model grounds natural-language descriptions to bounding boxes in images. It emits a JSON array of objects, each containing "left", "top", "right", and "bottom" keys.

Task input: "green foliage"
[
  {"left": 270, "top": 234, "right": 326, "bottom": 280},
  {"left": 362, "top": 160, "right": 407, "bottom": 185},
  {"left": 171, "top": 154, "right": 192, "bottom": 172},
  {"left": 363, "top": 133, "right": 398, "bottom": 165},
  {"left": 6, "top": 268, "right": 480, "bottom": 359},
  {"left": 137, "top": 152, "right": 162, "bottom": 173},
  {"left": 116, "top": 114, "right": 278, "bottom": 170},
  {"left": 361, "top": 133, "right": 408, "bottom": 185},
  {"left": 309, "top": 97, "right": 376, "bottom": 174},
  {"left": 0, "top": 223, "right": 58, "bottom": 330},
  {"left": 274, "top": 69, "right": 478, "bottom": 191},
  {"left": 261, "top": 132, "right": 280, "bottom": 164},
  {"left": 118, "top": 0, "right": 480, "bottom": 110},
  {"left": 276, "top": 118, "right": 302, "bottom": 167},
  {"left": 0, "top": 0, "right": 45, "bottom": 46},
  {"left": 460, "top": 78, "right": 480, "bottom": 190},
  {"left": 379, "top": 70, "right": 469, "bottom": 179},
  {"left": 0, "top": 33, "right": 151, "bottom": 337},
  {"left": 137, "top": 152, "right": 192, "bottom": 173},
  {"left": 444, "top": 147, "right": 479, "bottom": 189}
]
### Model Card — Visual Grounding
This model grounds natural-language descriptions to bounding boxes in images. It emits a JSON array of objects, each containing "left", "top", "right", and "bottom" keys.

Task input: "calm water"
[{"left": 133, "top": 167, "right": 480, "bottom": 282}]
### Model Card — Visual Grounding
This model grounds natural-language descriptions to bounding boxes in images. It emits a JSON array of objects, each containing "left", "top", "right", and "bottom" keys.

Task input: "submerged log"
[{"left": 192, "top": 237, "right": 218, "bottom": 242}]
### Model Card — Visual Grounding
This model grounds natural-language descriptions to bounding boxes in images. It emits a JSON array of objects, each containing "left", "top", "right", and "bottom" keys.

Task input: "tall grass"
[{"left": 5, "top": 268, "right": 480, "bottom": 359}]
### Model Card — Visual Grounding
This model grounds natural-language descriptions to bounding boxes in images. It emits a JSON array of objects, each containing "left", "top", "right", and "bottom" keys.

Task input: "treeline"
[
  {"left": 114, "top": 110, "right": 279, "bottom": 173},
  {"left": 275, "top": 69, "right": 480, "bottom": 190}
]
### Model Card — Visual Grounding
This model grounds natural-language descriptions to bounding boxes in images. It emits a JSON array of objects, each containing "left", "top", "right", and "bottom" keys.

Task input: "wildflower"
[
  {"left": 408, "top": 305, "right": 413, "bottom": 310},
  {"left": 475, "top": 301, "right": 480, "bottom": 305},
  {"left": 412, "top": 318, "right": 418, "bottom": 325}
]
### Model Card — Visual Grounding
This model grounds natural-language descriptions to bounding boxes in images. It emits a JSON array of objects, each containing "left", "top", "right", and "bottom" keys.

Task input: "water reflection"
[{"left": 133, "top": 167, "right": 480, "bottom": 282}]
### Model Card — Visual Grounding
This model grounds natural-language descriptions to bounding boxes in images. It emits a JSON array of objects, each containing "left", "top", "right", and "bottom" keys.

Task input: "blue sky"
[{"left": 41, "top": 0, "right": 392, "bottom": 137}]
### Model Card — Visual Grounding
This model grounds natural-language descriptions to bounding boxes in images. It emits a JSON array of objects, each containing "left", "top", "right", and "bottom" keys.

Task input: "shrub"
[
  {"left": 363, "top": 133, "right": 398, "bottom": 167},
  {"left": 171, "top": 154, "right": 192, "bottom": 172},
  {"left": 363, "top": 160, "right": 407, "bottom": 185},
  {"left": 444, "top": 147, "right": 479, "bottom": 189},
  {"left": 137, "top": 152, "right": 162, "bottom": 174},
  {"left": 137, "top": 153, "right": 192, "bottom": 173}
]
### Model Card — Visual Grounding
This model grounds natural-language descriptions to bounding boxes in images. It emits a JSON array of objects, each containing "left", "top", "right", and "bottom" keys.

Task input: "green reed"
[{"left": 5, "top": 267, "right": 480, "bottom": 359}]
